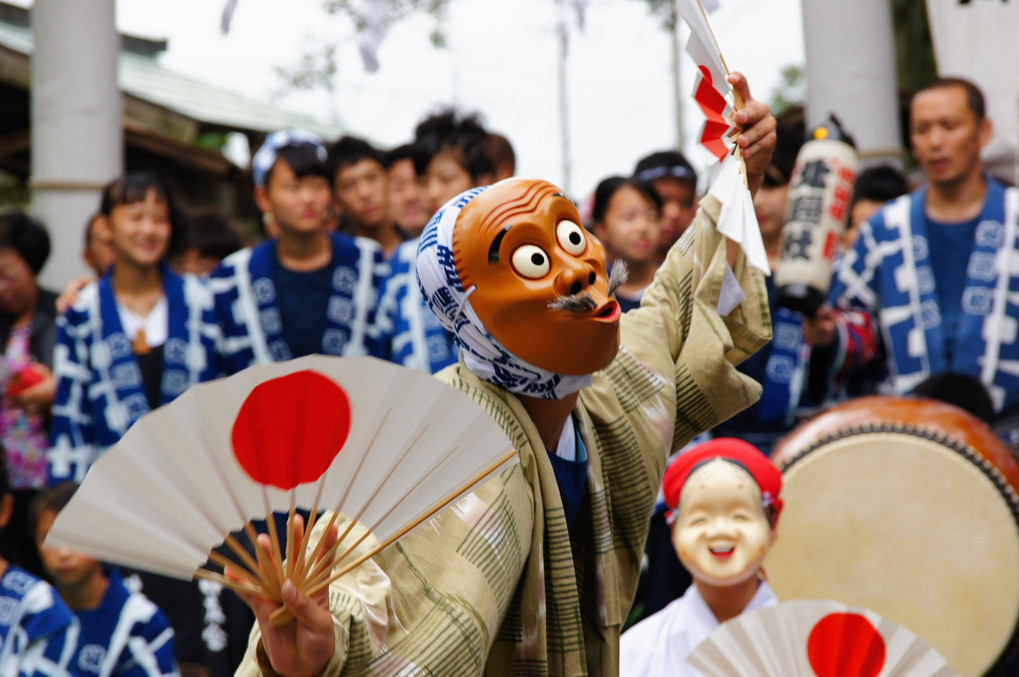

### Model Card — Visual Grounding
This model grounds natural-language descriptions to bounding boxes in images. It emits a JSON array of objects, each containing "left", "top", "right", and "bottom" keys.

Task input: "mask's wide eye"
[
  {"left": 557, "top": 220, "right": 587, "bottom": 255},
  {"left": 511, "top": 245, "right": 551, "bottom": 279}
]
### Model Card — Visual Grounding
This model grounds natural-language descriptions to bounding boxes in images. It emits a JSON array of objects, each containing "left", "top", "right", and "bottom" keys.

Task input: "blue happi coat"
[
  {"left": 70, "top": 570, "right": 177, "bottom": 677},
  {"left": 207, "top": 233, "right": 384, "bottom": 374},
  {"left": 830, "top": 178, "right": 1019, "bottom": 411},
  {"left": 374, "top": 238, "right": 457, "bottom": 373},
  {"left": 0, "top": 565, "right": 78, "bottom": 677},
  {"left": 48, "top": 267, "right": 222, "bottom": 484}
]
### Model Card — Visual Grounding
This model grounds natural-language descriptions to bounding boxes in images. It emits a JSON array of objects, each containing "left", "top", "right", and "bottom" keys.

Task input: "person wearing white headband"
[
  {"left": 237, "top": 72, "right": 776, "bottom": 677},
  {"left": 207, "top": 129, "right": 386, "bottom": 374}
]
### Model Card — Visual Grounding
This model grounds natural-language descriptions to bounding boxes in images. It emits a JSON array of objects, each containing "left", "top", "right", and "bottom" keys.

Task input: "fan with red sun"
[
  {"left": 687, "top": 599, "right": 960, "bottom": 676},
  {"left": 44, "top": 355, "right": 517, "bottom": 616}
]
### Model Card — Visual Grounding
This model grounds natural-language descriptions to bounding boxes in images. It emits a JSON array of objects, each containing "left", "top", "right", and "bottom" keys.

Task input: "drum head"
[{"left": 767, "top": 422, "right": 1019, "bottom": 677}]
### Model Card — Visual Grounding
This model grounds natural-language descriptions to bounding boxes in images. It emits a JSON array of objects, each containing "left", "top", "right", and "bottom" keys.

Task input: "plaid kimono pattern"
[
  {"left": 830, "top": 179, "right": 1019, "bottom": 411},
  {"left": 70, "top": 570, "right": 177, "bottom": 677},
  {"left": 48, "top": 270, "right": 222, "bottom": 484},
  {"left": 374, "top": 239, "right": 457, "bottom": 373},
  {"left": 239, "top": 195, "right": 771, "bottom": 676},
  {"left": 207, "top": 233, "right": 385, "bottom": 374},
  {"left": 0, "top": 566, "right": 77, "bottom": 677}
]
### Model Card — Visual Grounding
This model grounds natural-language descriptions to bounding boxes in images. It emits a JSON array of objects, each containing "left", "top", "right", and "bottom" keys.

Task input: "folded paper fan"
[
  {"left": 46, "top": 355, "right": 517, "bottom": 618},
  {"left": 677, "top": 0, "right": 737, "bottom": 165},
  {"left": 674, "top": 0, "right": 770, "bottom": 276},
  {"left": 687, "top": 599, "right": 960, "bottom": 677},
  {"left": 708, "top": 150, "right": 770, "bottom": 275}
]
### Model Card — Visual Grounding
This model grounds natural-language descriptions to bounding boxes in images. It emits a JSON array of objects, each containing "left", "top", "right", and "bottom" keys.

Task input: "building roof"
[{"left": 0, "top": 10, "right": 343, "bottom": 141}]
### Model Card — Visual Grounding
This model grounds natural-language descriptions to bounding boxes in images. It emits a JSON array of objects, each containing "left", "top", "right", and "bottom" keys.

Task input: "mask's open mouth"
[{"left": 595, "top": 300, "right": 620, "bottom": 321}]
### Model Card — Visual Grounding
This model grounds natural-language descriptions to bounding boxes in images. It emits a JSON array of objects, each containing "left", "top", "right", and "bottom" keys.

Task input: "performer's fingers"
[
  {"left": 256, "top": 533, "right": 274, "bottom": 560},
  {"left": 315, "top": 523, "right": 339, "bottom": 567},
  {"left": 226, "top": 565, "right": 280, "bottom": 616},
  {"left": 291, "top": 513, "right": 306, "bottom": 553},
  {"left": 727, "top": 71, "right": 753, "bottom": 108},
  {"left": 281, "top": 579, "right": 332, "bottom": 630},
  {"left": 725, "top": 72, "right": 775, "bottom": 160}
]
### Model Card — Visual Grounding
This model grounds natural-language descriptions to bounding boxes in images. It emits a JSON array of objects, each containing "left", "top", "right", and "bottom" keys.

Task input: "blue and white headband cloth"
[
  {"left": 251, "top": 129, "right": 328, "bottom": 188},
  {"left": 416, "top": 187, "right": 594, "bottom": 400}
]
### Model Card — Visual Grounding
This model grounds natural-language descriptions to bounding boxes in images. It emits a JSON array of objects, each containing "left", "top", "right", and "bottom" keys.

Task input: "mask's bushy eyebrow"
[{"left": 488, "top": 225, "right": 511, "bottom": 264}]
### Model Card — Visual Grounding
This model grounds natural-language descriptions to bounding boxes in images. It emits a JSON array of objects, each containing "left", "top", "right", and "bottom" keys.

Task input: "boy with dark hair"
[
  {"left": 81, "top": 215, "right": 115, "bottom": 279},
  {"left": 412, "top": 109, "right": 494, "bottom": 216},
  {"left": 633, "top": 149, "right": 698, "bottom": 257},
  {"left": 32, "top": 483, "right": 178, "bottom": 677},
  {"left": 383, "top": 144, "right": 429, "bottom": 238},
  {"left": 208, "top": 129, "right": 385, "bottom": 373},
  {"left": 0, "top": 447, "right": 77, "bottom": 675},
  {"left": 371, "top": 110, "right": 498, "bottom": 374},
  {"left": 175, "top": 208, "right": 247, "bottom": 277},
  {"left": 485, "top": 132, "right": 516, "bottom": 182},
  {"left": 329, "top": 136, "right": 404, "bottom": 259},
  {"left": 845, "top": 165, "right": 909, "bottom": 249}
]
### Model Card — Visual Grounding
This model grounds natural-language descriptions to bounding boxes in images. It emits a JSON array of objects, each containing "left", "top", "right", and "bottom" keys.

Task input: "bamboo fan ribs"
[
  {"left": 687, "top": 599, "right": 959, "bottom": 677},
  {"left": 45, "top": 355, "right": 518, "bottom": 622}
]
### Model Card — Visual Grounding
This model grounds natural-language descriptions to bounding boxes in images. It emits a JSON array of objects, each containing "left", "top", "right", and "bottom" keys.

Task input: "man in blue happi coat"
[{"left": 805, "top": 77, "right": 1019, "bottom": 414}]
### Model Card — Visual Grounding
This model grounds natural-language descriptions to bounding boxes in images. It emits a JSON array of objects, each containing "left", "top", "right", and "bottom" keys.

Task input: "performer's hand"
[
  {"left": 727, "top": 71, "right": 776, "bottom": 198},
  {"left": 229, "top": 515, "right": 339, "bottom": 677},
  {"left": 802, "top": 305, "right": 838, "bottom": 347}
]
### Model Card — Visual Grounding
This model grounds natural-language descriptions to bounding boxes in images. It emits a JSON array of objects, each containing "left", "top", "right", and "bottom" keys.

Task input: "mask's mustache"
[{"left": 548, "top": 262, "right": 629, "bottom": 313}]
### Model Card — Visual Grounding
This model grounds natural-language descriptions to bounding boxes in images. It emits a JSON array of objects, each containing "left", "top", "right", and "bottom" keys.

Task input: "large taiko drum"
[{"left": 766, "top": 396, "right": 1019, "bottom": 677}]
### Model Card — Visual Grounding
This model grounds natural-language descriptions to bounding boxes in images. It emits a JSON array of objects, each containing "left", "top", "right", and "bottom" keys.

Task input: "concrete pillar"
[
  {"left": 801, "top": 0, "right": 902, "bottom": 168},
  {"left": 30, "top": 0, "right": 121, "bottom": 288}
]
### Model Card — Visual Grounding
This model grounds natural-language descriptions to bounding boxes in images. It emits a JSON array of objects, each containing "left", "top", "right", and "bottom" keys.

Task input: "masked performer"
[
  {"left": 236, "top": 73, "right": 775, "bottom": 677},
  {"left": 619, "top": 438, "right": 782, "bottom": 677}
]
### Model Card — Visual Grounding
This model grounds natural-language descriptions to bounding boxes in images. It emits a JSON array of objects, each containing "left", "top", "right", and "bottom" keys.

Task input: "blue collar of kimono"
[
  {"left": 97, "top": 262, "right": 191, "bottom": 426},
  {"left": 909, "top": 177, "right": 1007, "bottom": 374},
  {"left": 247, "top": 233, "right": 362, "bottom": 360}
]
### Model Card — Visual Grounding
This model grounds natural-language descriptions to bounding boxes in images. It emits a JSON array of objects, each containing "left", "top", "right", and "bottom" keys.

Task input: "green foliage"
[
  {"left": 323, "top": 0, "right": 452, "bottom": 44},
  {"left": 769, "top": 64, "right": 806, "bottom": 117},
  {"left": 634, "top": 0, "right": 678, "bottom": 31},
  {"left": 195, "top": 132, "right": 230, "bottom": 152},
  {"left": 274, "top": 43, "right": 337, "bottom": 97},
  {"left": 274, "top": 0, "right": 450, "bottom": 95}
]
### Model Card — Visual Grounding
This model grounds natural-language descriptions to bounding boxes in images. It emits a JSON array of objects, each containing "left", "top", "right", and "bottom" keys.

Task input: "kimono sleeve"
[{"left": 618, "top": 194, "right": 772, "bottom": 453}]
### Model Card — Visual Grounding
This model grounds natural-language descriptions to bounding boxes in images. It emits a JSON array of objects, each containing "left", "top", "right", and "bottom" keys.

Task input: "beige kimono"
[{"left": 239, "top": 195, "right": 771, "bottom": 676}]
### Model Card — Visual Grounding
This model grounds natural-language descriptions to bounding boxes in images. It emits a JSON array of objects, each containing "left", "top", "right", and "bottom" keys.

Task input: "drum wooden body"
[{"left": 767, "top": 396, "right": 1019, "bottom": 677}]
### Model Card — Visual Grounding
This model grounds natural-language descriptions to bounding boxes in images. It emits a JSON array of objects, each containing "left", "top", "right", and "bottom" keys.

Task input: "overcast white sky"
[{"left": 112, "top": 0, "right": 804, "bottom": 197}]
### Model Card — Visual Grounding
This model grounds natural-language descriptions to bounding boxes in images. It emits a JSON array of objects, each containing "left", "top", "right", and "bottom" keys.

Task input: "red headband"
[{"left": 662, "top": 438, "right": 783, "bottom": 522}]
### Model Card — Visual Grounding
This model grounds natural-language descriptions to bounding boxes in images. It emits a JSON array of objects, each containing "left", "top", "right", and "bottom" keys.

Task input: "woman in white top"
[{"left": 48, "top": 171, "right": 221, "bottom": 484}]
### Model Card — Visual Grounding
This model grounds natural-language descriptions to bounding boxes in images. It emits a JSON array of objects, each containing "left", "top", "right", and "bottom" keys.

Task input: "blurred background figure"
[
  {"left": 82, "top": 212, "right": 116, "bottom": 277},
  {"left": 413, "top": 109, "right": 494, "bottom": 215},
  {"left": 844, "top": 164, "right": 909, "bottom": 250},
  {"left": 329, "top": 135, "right": 403, "bottom": 259},
  {"left": 486, "top": 131, "right": 516, "bottom": 182},
  {"left": 33, "top": 482, "right": 180, "bottom": 677},
  {"left": 385, "top": 143, "right": 430, "bottom": 239},
  {"left": 753, "top": 123, "right": 801, "bottom": 270},
  {"left": 590, "top": 176, "right": 662, "bottom": 312},
  {"left": 633, "top": 150, "right": 698, "bottom": 260},
  {"left": 0, "top": 210, "right": 57, "bottom": 577},
  {"left": 175, "top": 208, "right": 247, "bottom": 276}
]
